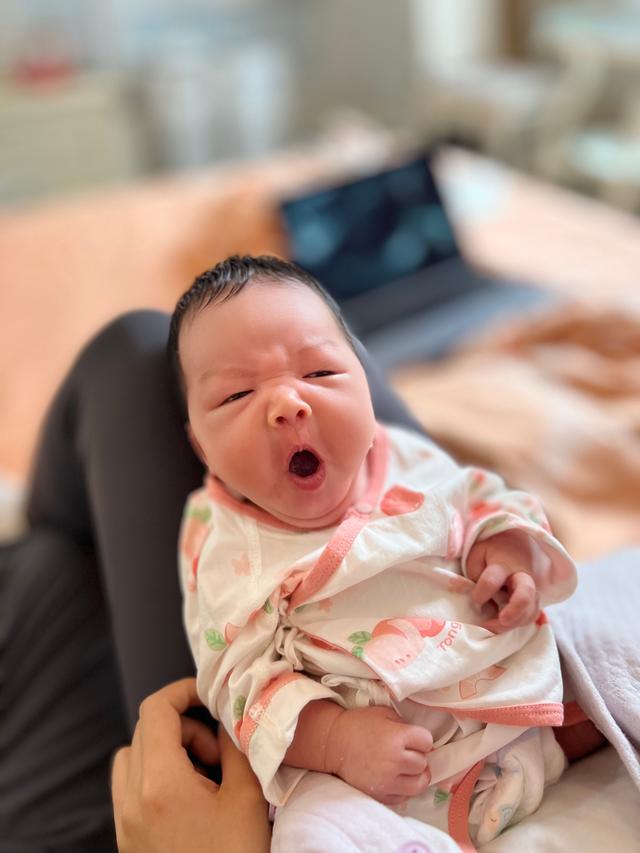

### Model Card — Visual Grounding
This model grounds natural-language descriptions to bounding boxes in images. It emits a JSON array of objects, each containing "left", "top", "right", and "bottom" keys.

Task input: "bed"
[{"left": 1, "top": 128, "right": 639, "bottom": 849}]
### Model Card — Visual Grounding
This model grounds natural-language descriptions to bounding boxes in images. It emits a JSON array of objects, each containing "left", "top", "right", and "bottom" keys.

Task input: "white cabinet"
[{"left": 0, "top": 73, "right": 141, "bottom": 202}]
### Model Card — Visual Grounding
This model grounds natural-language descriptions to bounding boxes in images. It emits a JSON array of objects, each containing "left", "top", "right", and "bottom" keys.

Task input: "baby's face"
[{"left": 180, "top": 280, "right": 376, "bottom": 529}]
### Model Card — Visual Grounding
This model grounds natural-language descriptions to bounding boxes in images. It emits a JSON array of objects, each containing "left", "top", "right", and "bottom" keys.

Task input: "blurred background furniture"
[
  {"left": 413, "top": 59, "right": 562, "bottom": 171},
  {"left": 0, "top": 72, "right": 140, "bottom": 202},
  {"left": 412, "top": 1, "right": 640, "bottom": 210},
  {"left": 1, "top": 0, "right": 639, "bottom": 210},
  {"left": 530, "top": 3, "right": 640, "bottom": 211}
]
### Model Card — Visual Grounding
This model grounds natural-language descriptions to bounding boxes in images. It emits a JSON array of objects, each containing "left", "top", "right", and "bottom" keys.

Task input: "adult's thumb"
[{"left": 218, "top": 725, "right": 264, "bottom": 794}]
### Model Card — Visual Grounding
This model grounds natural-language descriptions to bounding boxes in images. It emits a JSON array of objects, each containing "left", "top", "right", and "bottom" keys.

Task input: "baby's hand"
[
  {"left": 324, "top": 706, "right": 432, "bottom": 805},
  {"left": 466, "top": 529, "right": 541, "bottom": 632}
]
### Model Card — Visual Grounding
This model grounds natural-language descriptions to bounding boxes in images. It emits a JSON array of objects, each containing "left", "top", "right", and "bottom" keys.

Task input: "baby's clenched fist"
[{"left": 324, "top": 705, "right": 432, "bottom": 805}]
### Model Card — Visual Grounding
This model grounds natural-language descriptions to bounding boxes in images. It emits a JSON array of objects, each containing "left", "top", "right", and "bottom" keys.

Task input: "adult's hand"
[{"left": 111, "top": 677, "right": 270, "bottom": 853}]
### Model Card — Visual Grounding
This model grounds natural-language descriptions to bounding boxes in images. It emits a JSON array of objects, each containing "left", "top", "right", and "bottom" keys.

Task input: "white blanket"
[
  {"left": 271, "top": 748, "right": 639, "bottom": 852},
  {"left": 549, "top": 548, "right": 640, "bottom": 791}
]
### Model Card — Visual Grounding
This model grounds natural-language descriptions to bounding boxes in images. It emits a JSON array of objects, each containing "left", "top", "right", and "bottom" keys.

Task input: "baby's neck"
[{"left": 221, "top": 483, "right": 249, "bottom": 503}]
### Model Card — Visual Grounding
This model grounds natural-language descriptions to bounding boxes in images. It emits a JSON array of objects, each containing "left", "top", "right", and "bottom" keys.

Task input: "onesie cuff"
[{"left": 241, "top": 675, "right": 346, "bottom": 806}]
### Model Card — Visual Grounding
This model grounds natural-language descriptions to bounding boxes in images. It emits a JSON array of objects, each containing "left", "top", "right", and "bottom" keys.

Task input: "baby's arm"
[
  {"left": 454, "top": 468, "right": 577, "bottom": 628},
  {"left": 284, "top": 700, "right": 432, "bottom": 805}
]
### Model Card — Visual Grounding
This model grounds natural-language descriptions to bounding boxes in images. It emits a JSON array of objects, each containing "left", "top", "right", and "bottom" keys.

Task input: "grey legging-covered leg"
[{"left": 1, "top": 310, "right": 424, "bottom": 852}]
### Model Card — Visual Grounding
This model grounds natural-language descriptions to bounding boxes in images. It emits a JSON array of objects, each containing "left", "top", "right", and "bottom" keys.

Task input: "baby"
[{"left": 171, "top": 255, "right": 578, "bottom": 851}]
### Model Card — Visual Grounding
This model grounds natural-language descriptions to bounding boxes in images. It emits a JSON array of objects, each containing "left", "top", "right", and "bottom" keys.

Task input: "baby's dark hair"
[{"left": 168, "top": 254, "right": 357, "bottom": 419}]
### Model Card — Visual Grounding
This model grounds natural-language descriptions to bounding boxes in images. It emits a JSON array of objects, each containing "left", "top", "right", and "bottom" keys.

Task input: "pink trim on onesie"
[
  {"left": 290, "top": 426, "right": 389, "bottom": 609},
  {"left": 427, "top": 701, "right": 565, "bottom": 727},
  {"left": 238, "top": 672, "right": 305, "bottom": 753},
  {"left": 448, "top": 759, "right": 485, "bottom": 852},
  {"left": 229, "top": 427, "right": 390, "bottom": 756}
]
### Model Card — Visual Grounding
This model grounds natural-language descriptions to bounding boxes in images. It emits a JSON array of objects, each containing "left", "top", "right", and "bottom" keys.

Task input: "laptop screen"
[{"left": 280, "top": 154, "right": 460, "bottom": 302}]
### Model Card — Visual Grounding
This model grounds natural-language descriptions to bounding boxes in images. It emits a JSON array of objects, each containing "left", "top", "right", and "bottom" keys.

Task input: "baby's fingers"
[
  {"left": 400, "top": 749, "right": 429, "bottom": 775},
  {"left": 380, "top": 793, "right": 409, "bottom": 806},
  {"left": 378, "top": 769, "right": 432, "bottom": 805},
  {"left": 498, "top": 572, "right": 538, "bottom": 627},
  {"left": 472, "top": 563, "right": 510, "bottom": 606},
  {"left": 392, "top": 770, "right": 432, "bottom": 799},
  {"left": 403, "top": 724, "right": 433, "bottom": 756}
]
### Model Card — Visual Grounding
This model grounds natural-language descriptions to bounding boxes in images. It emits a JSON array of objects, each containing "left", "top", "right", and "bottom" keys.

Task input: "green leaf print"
[
  {"left": 348, "top": 631, "right": 372, "bottom": 645},
  {"left": 351, "top": 645, "right": 364, "bottom": 659},
  {"left": 434, "top": 789, "right": 450, "bottom": 805},
  {"left": 204, "top": 629, "right": 227, "bottom": 651},
  {"left": 188, "top": 505, "right": 212, "bottom": 523},
  {"left": 480, "top": 517, "right": 507, "bottom": 536},
  {"left": 233, "top": 695, "right": 247, "bottom": 720},
  {"left": 526, "top": 510, "right": 543, "bottom": 526},
  {"left": 263, "top": 598, "right": 274, "bottom": 614},
  {"left": 295, "top": 604, "right": 308, "bottom": 613}
]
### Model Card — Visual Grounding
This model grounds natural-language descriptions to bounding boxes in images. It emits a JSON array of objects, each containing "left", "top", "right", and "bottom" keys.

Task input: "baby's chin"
[{"left": 271, "top": 466, "right": 369, "bottom": 529}]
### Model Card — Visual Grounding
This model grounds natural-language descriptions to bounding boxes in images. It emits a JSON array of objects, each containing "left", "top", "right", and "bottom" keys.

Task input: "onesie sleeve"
[
  {"left": 453, "top": 467, "right": 577, "bottom": 605},
  {"left": 178, "top": 494, "right": 345, "bottom": 805}
]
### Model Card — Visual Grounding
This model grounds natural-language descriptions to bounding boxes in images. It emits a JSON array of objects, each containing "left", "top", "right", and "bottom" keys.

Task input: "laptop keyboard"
[
  {"left": 359, "top": 282, "right": 555, "bottom": 370},
  {"left": 339, "top": 258, "right": 483, "bottom": 337}
]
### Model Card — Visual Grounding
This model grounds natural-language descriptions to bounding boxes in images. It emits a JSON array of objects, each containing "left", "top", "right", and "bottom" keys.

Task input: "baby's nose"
[{"left": 267, "top": 389, "right": 311, "bottom": 427}]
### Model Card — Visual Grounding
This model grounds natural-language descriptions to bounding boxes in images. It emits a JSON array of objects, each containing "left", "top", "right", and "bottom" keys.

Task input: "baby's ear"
[{"left": 186, "top": 423, "right": 207, "bottom": 467}]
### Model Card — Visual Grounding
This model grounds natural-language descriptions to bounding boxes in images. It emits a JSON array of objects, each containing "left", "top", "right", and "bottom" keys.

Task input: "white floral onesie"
[{"left": 179, "top": 424, "right": 577, "bottom": 849}]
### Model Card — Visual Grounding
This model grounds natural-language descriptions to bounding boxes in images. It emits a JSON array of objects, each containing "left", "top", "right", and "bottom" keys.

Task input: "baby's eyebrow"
[
  {"left": 297, "top": 339, "right": 339, "bottom": 355},
  {"left": 199, "top": 364, "right": 252, "bottom": 385}
]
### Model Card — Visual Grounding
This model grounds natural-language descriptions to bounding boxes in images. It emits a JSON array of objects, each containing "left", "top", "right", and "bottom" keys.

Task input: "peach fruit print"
[{"left": 350, "top": 617, "right": 446, "bottom": 670}]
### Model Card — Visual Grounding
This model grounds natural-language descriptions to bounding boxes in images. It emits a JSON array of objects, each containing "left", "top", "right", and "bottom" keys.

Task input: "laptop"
[{"left": 279, "top": 152, "right": 554, "bottom": 369}]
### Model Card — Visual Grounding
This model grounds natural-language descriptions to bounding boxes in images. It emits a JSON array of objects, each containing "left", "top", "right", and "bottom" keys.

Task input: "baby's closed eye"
[
  {"left": 221, "top": 390, "right": 253, "bottom": 405},
  {"left": 304, "top": 370, "right": 335, "bottom": 378}
]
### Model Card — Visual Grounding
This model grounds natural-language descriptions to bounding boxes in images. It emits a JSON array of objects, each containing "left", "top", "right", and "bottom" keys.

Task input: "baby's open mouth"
[{"left": 288, "top": 449, "right": 320, "bottom": 478}]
